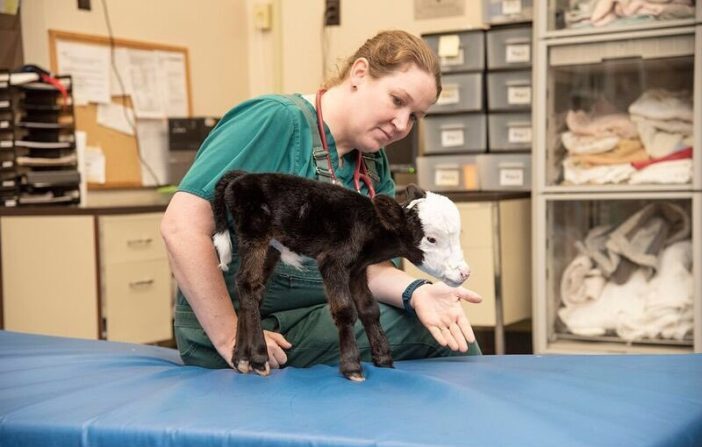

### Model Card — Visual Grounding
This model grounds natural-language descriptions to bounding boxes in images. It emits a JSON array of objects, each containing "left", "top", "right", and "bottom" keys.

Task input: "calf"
[{"left": 212, "top": 170, "right": 470, "bottom": 381}]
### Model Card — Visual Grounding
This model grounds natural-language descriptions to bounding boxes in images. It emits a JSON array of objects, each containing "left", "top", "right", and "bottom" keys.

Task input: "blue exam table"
[{"left": 1, "top": 330, "right": 701, "bottom": 446}]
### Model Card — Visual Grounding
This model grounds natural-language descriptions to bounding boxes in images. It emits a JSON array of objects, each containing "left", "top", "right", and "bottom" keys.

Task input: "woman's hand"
[
  {"left": 410, "top": 282, "right": 482, "bottom": 352},
  {"left": 217, "top": 330, "right": 292, "bottom": 369}
]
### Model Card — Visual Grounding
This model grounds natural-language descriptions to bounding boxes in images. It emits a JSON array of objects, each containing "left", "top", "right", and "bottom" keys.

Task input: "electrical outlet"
[
  {"left": 324, "top": 0, "right": 340, "bottom": 26},
  {"left": 77, "top": 0, "right": 91, "bottom": 11}
]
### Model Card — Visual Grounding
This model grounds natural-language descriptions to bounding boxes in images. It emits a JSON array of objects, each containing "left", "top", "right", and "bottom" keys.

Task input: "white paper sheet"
[
  {"left": 56, "top": 40, "right": 111, "bottom": 105},
  {"left": 156, "top": 51, "right": 189, "bottom": 117},
  {"left": 135, "top": 119, "right": 169, "bottom": 186},
  {"left": 97, "top": 102, "right": 135, "bottom": 135},
  {"left": 85, "top": 146, "right": 106, "bottom": 184},
  {"left": 129, "top": 50, "right": 165, "bottom": 118},
  {"left": 109, "top": 47, "right": 134, "bottom": 96}
]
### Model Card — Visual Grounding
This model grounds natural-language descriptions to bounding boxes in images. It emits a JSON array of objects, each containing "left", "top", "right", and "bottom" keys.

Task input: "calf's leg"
[
  {"left": 349, "top": 270, "right": 393, "bottom": 368},
  {"left": 234, "top": 239, "right": 273, "bottom": 375},
  {"left": 318, "top": 260, "right": 364, "bottom": 381}
]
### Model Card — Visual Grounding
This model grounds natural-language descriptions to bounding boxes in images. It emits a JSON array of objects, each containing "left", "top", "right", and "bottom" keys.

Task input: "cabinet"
[
  {"left": 533, "top": 2, "right": 701, "bottom": 353},
  {"left": 403, "top": 195, "right": 532, "bottom": 354},
  {"left": 0, "top": 208, "right": 172, "bottom": 344}
]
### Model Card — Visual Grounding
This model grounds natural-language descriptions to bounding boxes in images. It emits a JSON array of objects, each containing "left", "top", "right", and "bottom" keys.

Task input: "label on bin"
[
  {"left": 500, "top": 168, "right": 524, "bottom": 186},
  {"left": 436, "top": 84, "right": 460, "bottom": 105},
  {"left": 507, "top": 86, "right": 531, "bottom": 105},
  {"left": 435, "top": 169, "right": 460, "bottom": 187},
  {"left": 441, "top": 50, "right": 464, "bottom": 67},
  {"left": 502, "top": 0, "right": 522, "bottom": 14},
  {"left": 506, "top": 44, "right": 530, "bottom": 64},
  {"left": 508, "top": 126, "right": 532, "bottom": 143},
  {"left": 441, "top": 129, "right": 465, "bottom": 147}
]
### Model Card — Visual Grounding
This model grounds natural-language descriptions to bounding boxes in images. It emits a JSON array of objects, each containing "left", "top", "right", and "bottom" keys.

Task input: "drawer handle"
[
  {"left": 126, "top": 237, "right": 153, "bottom": 247},
  {"left": 129, "top": 279, "right": 155, "bottom": 288}
]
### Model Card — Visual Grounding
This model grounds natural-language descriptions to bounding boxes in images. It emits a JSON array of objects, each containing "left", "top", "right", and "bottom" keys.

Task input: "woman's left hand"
[{"left": 411, "top": 282, "right": 482, "bottom": 352}]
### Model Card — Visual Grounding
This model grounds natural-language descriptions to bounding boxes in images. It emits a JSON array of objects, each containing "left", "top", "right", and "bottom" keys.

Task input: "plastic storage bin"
[
  {"left": 487, "top": 25, "right": 533, "bottom": 70},
  {"left": 423, "top": 31, "right": 485, "bottom": 73},
  {"left": 416, "top": 154, "right": 480, "bottom": 192},
  {"left": 424, "top": 113, "right": 487, "bottom": 154},
  {"left": 429, "top": 72, "right": 484, "bottom": 114},
  {"left": 487, "top": 70, "right": 532, "bottom": 111},
  {"left": 488, "top": 112, "right": 532, "bottom": 152},
  {"left": 477, "top": 153, "right": 531, "bottom": 190},
  {"left": 483, "top": 0, "right": 533, "bottom": 25}
]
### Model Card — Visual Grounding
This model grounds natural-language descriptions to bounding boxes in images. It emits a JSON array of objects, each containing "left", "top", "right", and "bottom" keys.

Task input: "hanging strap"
[
  {"left": 286, "top": 94, "right": 335, "bottom": 184},
  {"left": 362, "top": 153, "right": 381, "bottom": 184}
]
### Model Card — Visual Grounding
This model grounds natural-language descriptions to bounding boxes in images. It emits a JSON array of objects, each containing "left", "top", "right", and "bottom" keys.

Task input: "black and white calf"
[{"left": 212, "top": 170, "right": 470, "bottom": 381}]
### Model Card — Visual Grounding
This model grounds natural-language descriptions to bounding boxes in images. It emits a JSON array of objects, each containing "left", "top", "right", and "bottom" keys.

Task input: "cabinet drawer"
[
  {"left": 103, "top": 259, "right": 173, "bottom": 343},
  {"left": 458, "top": 202, "right": 494, "bottom": 249},
  {"left": 99, "top": 213, "right": 166, "bottom": 264}
]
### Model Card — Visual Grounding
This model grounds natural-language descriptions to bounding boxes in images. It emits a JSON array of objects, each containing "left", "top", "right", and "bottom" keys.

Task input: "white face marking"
[{"left": 413, "top": 192, "right": 471, "bottom": 287}]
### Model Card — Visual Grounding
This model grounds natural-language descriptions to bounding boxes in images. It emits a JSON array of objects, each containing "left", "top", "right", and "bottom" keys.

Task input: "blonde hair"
[{"left": 324, "top": 30, "right": 442, "bottom": 98}]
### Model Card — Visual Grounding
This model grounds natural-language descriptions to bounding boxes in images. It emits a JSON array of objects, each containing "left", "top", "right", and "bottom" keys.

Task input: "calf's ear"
[
  {"left": 372, "top": 195, "right": 405, "bottom": 231},
  {"left": 395, "top": 184, "right": 426, "bottom": 207}
]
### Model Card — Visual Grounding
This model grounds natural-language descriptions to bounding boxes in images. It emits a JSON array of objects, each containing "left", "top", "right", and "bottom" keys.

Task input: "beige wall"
[
  {"left": 21, "top": 0, "right": 249, "bottom": 116},
  {"left": 278, "top": 0, "right": 484, "bottom": 94},
  {"left": 21, "top": 0, "right": 483, "bottom": 113}
]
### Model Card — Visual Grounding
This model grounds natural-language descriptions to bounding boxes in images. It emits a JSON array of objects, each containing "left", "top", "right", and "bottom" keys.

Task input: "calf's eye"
[{"left": 426, "top": 237, "right": 437, "bottom": 244}]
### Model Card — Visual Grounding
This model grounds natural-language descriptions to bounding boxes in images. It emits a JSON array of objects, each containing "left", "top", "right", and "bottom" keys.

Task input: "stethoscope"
[{"left": 315, "top": 89, "right": 376, "bottom": 199}]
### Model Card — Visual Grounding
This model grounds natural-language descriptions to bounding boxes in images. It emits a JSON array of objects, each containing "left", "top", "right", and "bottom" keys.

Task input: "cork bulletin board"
[{"left": 48, "top": 30, "right": 192, "bottom": 189}]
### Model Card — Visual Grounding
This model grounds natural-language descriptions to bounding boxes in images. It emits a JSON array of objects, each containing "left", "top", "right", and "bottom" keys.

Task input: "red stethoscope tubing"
[{"left": 315, "top": 89, "right": 376, "bottom": 198}]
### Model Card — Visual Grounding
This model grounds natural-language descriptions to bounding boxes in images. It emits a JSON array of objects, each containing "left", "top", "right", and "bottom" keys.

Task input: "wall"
[
  {"left": 278, "top": 0, "right": 484, "bottom": 94},
  {"left": 21, "top": 0, "right": 249, "bottom": 116}
]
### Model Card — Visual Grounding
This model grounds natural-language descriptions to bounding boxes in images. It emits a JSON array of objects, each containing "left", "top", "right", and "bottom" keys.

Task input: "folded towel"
[
  {"left": 560, "top": 254, "right": 606, "bottom": 306},
  {"left": 629, "top": 159, "right": 692, "bottom": 184},
  {"left": 571, "top": 138, "right": 648, "bottom": 167},
  {"left": 562, "top": 158, "right": 634, "bottom": 185},
  {"left": 635, "top": 119, "right": 690, "bottom": 158}
]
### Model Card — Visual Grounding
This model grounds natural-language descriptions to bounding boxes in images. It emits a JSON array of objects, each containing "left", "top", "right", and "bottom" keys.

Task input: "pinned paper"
[
  {"left": 438, "top": 35, "right": 460, "bottom": 58},
  {"left": 85, "top": 146, "right": 107, "bottom": 184},
  {"left": 97, "top": 102, "right": 135, "bottom": 135}
]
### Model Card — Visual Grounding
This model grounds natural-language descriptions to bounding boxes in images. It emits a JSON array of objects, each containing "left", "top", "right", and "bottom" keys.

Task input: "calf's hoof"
[
  {"left": 373, "top": 356, "right": 394, "bottom": 369},
  {"left": 346, "top": 372, "right": 365, "bottom": 382},
  {"left": 235, "top": 359, "right": 251, "bottom": 374},
  {"left": 341, "top": 363, "right": 365, "bottom": 382}
]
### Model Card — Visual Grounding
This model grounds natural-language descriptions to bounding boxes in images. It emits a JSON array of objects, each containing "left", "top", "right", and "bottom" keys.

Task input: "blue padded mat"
[{"left": 1, "top": 330, "right": 701, "bottom": 447}]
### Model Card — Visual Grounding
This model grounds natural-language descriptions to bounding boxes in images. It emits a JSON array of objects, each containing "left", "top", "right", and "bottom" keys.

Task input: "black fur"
[{"left": 212, "top": 170, "right": 428, "bottom": 380}]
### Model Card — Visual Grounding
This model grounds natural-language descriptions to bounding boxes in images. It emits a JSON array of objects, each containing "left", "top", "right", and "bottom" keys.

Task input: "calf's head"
[{"left": 394, "top": 185, "right": 471, "bottom": 287}]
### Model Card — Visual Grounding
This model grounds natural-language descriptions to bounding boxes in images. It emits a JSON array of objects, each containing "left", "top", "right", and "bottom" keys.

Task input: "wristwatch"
[{"left": 401, "top": 279, "right": 432, "bottom": 316}]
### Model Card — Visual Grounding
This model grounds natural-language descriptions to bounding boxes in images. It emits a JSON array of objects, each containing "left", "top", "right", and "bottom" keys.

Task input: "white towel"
[
  {"left": 560, "top": 254, "right": 606, "bottom": 306},
  {"left": 628, "top": 89, "right": 693, "bottom": 122},
  {"left": 628, "top": 159, "right": 692, "bottom": 184}
]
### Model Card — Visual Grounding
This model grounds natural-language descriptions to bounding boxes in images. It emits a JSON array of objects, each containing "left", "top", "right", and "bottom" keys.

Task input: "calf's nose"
[{"left": 459, "top": 265, "right": 471, "bottom": 282}]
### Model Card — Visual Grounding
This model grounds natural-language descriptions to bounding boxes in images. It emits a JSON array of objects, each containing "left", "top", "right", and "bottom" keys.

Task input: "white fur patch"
[
  {"left": 213, "top": 231, "right": 233, "bottom": 271},
  {"left": 270, "top": 239, "right": 305, "bottom": 270}
]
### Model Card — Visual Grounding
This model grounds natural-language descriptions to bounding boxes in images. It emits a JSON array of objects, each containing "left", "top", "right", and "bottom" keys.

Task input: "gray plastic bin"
[
  {"left": 416, "top": 155, "right": 480, "bottom": 192},
  {"left": 429, "top": 72, "right": 483, "bottom": 114},
  {"left": 487, "top": 70, "right": 531, "bottom": 111},
  {"left": 476, "top": 153, "right": 531, "bottom": 191},
  {"left": 424, "top": 113, "right": 487, "bottom": 154},
  {"left": 423, "top": 31, "right": 485, "bottom": 73},
  {"left": 486, "top": 26, "right": 532, "bottom": 70},
  {"left": 488, "top": 112, "right": 531, "bottom": 152}
]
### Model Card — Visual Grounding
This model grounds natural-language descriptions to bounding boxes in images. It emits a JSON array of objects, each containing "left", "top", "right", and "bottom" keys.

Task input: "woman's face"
[{"left": 349, "top": 62, "right": 437, "bottom": 152}]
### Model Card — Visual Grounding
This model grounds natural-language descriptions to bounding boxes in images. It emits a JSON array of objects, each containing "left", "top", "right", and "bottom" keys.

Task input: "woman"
[{"left": 160, "top": 30, "right": 482, "bottom": 371}]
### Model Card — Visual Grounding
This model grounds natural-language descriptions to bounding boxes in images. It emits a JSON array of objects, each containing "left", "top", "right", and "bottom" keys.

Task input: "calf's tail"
[{"left": 211, "top": 170, "right": 247, "bottom": 271}]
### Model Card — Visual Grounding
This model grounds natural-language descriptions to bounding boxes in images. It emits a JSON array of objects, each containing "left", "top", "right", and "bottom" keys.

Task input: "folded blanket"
[
  {"left": 635, "top": 119, "right": 691, "bottom": 158},
  {"left": 628, "top": 89, "right": 693, "bottom": 122},
  {"left": 571, "top": 138, "right": 648, "bottom": 167},
  {"left": 566, "top": 110, "right": 638, "bottom": 138},
  {"left": 562, "top": 132, "right": 620, "bottom": 155}
]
